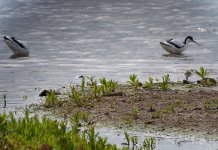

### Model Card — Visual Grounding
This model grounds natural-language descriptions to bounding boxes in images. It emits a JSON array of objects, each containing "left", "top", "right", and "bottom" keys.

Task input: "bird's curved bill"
[{"left": 193, "top": 40, "right": 201, "bottom": 46}]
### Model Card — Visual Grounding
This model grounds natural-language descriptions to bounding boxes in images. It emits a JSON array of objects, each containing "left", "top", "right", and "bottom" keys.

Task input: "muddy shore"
[{"left": 33, "top": 84, "right": 218, "bottom": 140}]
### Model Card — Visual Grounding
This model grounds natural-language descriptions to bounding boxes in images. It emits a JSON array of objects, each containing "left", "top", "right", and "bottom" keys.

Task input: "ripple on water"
[{"left": 0, "top": 64, "right": 25, "bottom": 68}]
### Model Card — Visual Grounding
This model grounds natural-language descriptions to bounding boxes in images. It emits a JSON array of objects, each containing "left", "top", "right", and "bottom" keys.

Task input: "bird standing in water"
[
  {"left": 4, "top": 36, "right": 29, "bottom": 58},
  {"left": 184, "top": 69, "right": 195, "bottom": 80},
  {"left": 160, "top": 36, "right": 199, "bottom": 54}
]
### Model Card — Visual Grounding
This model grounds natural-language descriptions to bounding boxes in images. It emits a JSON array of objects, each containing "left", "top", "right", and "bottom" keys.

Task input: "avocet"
[
  {"left": 4, "top": 36, "right": 29, "bottom": 58},
  {"left": 160, "top": 36, "right": 198, "bottom": 54}
]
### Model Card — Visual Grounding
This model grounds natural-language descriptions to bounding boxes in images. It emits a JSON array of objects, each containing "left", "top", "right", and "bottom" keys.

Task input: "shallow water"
[
  {"left": 0, "top": 0, "right": 218, "bottom": 148},
  {"left": 97, "top": 127, "right": 218, "bottom": 150},
  {"left": 0, "top": 0, "right": 218, "bottom": 111}
]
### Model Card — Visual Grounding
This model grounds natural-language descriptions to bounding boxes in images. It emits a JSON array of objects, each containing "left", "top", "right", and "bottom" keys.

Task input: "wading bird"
[
  {"left": 160, "top": 36, "right": 198, "bottom": 54},
  {"left": 184, "top": 69, "right": 195, "bottom": 80},
  {"left": 4, "top": 36, "right": 29, "bottom": 58}
]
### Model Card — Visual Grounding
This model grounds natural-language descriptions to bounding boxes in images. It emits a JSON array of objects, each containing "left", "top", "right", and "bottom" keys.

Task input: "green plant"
[
  {"left": 71, "top": 111, "right": 91, "bottom": 126},
  {"left": 195, "top": 67, "right": 207, "bottom": 79},
  {"left": 143, "top": 137, "right": 156, "bottom": 150},
  {"left": 87, "top": 127, "right": 97, "bottom": 150},
  {"left": 1, "top": 112, "right": 151, "bottom": 150},
  {"left": 195, "top": 67, "right": 217, "bottom": 86},
  {"left": 0, "top": 112, "right": 8, "bottom": 139},
  {"left": 99, "top": 77, "right": 118, "bottom": 94},
  {"left": 128, "top": 74, "right": 141, "bottom": 91},
  {"left": 22, "top": 95, "right": 28, "bottom": 100},
  {"left": 144, "top": 77, "right": 154, "bottom": 89},
  {"left": 147, "top": 102, "right": 155, "bottom": 112},
  {"left": 199, "top": 78, "right": 217, "bottom": 86},
  {"left": 81, "top": 111, "right": 90, "bottom": 124},
  {"left": 124, "top": 116, "right": 133, "bottom": 126},
  {"left": 131, "top": 136, "right": 138, "bottom": 146},
  {"left": 71, "top": 111, "right": 82, "bottom": 128},
  {"left": 108, "top": 80, "right": 118, "bottom": 92},
  {"left": 93, "top": 81, "right": 102, "bottom": 98},
  {"left": 80, "top": 77, "right": 86, "bottom": 92},
  {"left": 203, "top": 98, "right": 218, "bottom": 110},
  {"left": 162, "top": 104, "right": 176, "bottom": 114},
  {"left": 132, "top": 107, "right": 140, "bottom": 119},
  {"left": 44, "top": 90, "right": 58, "bottom": 106},
  {"left": 124, "top": 131, "right": 130, "bottom": 146},
  {"left": 69, "top": 86, "right": 82, "bottom": 106},
  {"left": 175, "top": 99, "right": 184, "bottom": 107},
  {"left": 152, "top": 111, "right": 161, "bottom": 119},
  {"left": 86, "top": 76, "right": 95, "bottom": 86},
  {"left": 159, "top": 74, "right": 170, "bottom": 90}
]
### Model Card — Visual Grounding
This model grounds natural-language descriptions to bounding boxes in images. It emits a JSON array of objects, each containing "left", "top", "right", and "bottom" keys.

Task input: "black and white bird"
[
  {"left": 3, "top": 36, "right": 29, "bottom": 58},
  {"left": 160, "top": 36, "right": 198, "bottom": 54}
]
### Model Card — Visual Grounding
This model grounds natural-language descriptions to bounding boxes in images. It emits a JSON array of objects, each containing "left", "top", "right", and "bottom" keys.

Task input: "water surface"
[{"left": 1, "top": 0, "right": 218, "bottom": 110}]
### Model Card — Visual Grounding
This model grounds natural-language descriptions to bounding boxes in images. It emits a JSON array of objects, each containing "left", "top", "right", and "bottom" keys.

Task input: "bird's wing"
[
  {"left": 167, "top": 39, "right": 185, "bottom": 49},
  {"left": 11, "top": 37, "right": 27, "bottom": 49}
]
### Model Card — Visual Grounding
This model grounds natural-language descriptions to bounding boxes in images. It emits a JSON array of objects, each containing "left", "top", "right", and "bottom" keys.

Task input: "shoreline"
[{"left": 31, "top": 82, "right": 218, "bottom": 141}]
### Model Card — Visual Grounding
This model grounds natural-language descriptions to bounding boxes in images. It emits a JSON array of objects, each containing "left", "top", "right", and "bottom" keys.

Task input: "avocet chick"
[{"left": 184, "top": 69, "right": 195, "bottom": 80}]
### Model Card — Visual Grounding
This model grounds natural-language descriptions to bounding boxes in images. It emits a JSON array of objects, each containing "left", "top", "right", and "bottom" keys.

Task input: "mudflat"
[{"left": 37, "top": 84, "right": 218, "bottom": 139}]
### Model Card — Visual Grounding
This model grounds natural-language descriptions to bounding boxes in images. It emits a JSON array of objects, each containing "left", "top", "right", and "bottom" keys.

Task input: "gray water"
[
  {"left": 0, "top": 0, "right": 218, "bottom": 149},
  {"left": 97, "top": 127, "right": 218, "bottom": 150}
]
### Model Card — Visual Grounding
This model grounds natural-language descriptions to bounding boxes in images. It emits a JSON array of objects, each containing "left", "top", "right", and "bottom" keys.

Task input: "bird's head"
[
  {"left": 184, "top": 36, "right": 199, "bottom": 45},
  {"left": 3, "top": 36, "right": 10, "bottom": 41}
]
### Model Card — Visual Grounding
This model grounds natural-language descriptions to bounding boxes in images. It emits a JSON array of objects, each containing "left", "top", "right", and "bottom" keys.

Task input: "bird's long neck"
[{"left": 184, "top": 37, "right": 191, "bottom": 45}]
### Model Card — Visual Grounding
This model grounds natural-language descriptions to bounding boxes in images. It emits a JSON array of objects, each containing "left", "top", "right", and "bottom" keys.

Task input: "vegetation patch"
[
  {"left": 0, "top": 111, "right": 154, "bottom": 150},
  {"left": 4, "top": 67, "right": 216, "bottom": 149},
  {"left": 31, "top": 70, "right": 218, "bottom": 139}
]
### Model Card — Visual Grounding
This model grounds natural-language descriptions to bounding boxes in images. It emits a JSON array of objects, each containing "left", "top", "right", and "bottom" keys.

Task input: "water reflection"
[{"left": 162, "top": 54, "right": 188, "bottom": 58}]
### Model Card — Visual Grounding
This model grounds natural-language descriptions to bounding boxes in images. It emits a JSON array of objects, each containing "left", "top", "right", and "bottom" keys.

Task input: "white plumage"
[
  {"left": 160, "top": 36, "right": 198, "bottom": 54},
  {"left": 4, "top": 36, "right": 29, "bottom": 58}
]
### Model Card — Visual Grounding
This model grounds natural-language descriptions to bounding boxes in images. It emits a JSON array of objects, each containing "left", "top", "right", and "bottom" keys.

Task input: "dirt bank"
[{"left": 34, "top": 85, "right": 218, "bottom": 139}]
